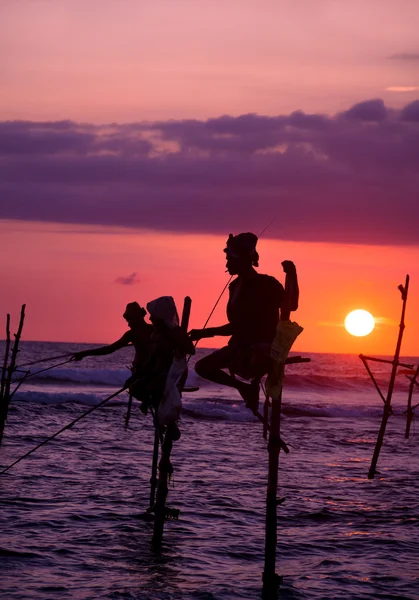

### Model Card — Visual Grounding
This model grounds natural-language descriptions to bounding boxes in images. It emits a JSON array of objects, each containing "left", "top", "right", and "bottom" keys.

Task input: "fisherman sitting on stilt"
[
  {"left": 128, "top": 296, "right": 195, "bottom": 437},
  {"left": 189, "top": 232, "right": 298, "bottom": 413},
  {"left": 72, "top": 301, "right": 153, "bottom": 367}
]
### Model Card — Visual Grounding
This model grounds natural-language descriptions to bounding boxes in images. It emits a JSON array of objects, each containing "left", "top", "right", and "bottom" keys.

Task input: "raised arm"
[{"left": 281, "top": 260, "right": 299, "bottom": 321}]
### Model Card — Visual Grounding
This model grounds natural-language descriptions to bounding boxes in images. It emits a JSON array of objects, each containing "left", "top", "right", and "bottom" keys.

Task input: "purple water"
[{"left": 1, "top": 341, "right": 418, "bottom": 599}]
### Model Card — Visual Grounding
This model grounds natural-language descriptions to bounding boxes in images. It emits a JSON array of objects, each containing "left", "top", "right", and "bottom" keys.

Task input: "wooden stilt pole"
[
  {"left": 263, "top": 391, "right": 270, "bottom": 440},
  {"left": 368, "top": 276, "right": 409, "bottom": 479},
  {"left": 124, "top": 393, "right": 133, "bottom": 429},
  {"left": 149, "top": 412, "right": 160, "bottom": 509},
  {"left": 0, "top": 306, "right": 25, "bottom": 445},
  {"left": 263, "top": 372, "right": 284, "bottom": 599},
  {"left": 405, "top": 365, "right": 419, "bottom": 439},
  {"left": 0, "top": 314, "right": 11, "bottom": 403},
  {"left": 152, "top": 296, "right": 191, "bottom": 549},
  {"left": 152, "top": 424, "right": 174, "bottom": 548},
  {"left": 263, "top": 262, "right": 302, "bottom": 599}
]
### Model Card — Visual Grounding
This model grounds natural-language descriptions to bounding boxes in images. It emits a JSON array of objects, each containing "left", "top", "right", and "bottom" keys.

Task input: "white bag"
[{"left": 157, "top": 356, "right": 186, "bottom": 426}]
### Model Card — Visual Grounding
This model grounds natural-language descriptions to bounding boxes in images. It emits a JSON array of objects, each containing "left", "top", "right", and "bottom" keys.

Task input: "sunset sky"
[{"left": 1, "top": 0, "right": 418, "bottom": 355}]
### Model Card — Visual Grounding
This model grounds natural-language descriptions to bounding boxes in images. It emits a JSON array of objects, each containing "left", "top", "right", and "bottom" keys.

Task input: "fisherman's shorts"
[{"left": 206, "top": 341, "right": 272, "bottom": 380}]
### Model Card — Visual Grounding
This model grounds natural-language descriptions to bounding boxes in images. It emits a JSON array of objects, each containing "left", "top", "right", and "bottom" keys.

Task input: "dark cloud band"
[{"left": 0, "top": 99, "right": 418, "bottom": 246}]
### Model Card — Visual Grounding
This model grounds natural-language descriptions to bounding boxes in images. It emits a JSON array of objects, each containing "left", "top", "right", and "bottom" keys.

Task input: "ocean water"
[{"left": 0, "top": 341, "right": 418, "bottom": 600}]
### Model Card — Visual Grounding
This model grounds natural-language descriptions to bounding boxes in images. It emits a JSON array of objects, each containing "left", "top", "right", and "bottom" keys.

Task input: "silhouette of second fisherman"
[
  {"left": 73, "top": 301, "right": 152, "bottom": 367},
  {"left": 189, "top": 232, "right": 298, "bottom": 411}
]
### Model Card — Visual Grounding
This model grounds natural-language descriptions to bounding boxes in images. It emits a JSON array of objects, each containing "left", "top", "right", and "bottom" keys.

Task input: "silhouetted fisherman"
[
  {"left": 128, "top": 296, "right": 195, "bottom": 441},
  {"left": 189, "top": 232, "right": 297, "bottom": 412},
  {"left": 73, "top": 301, "right": 153, "bottom": 369}
]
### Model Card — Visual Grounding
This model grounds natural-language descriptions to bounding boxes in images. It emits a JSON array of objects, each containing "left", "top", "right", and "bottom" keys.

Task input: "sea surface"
[{"left": 0, "top": 341, "right": 418, "bottom": 600}]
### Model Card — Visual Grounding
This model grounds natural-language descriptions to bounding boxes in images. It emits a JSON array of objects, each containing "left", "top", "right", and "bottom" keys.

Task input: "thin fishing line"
[
  {"left": 1, "top": 385, "right": 128, "bottom": 475},
  {"left": 18, "top": 353, "right": 74, "bottom": 368},
  {"left": 11, "top": 359, "right": 73, "bottom": 384}
]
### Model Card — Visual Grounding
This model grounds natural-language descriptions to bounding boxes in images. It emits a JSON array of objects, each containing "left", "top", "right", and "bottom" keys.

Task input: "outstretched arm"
[
  {"left": 73, "top": 332, "right": 132, "bottom": 361},
  {"left": 188, "top": 323, "right": 233, "bottom": 341}
]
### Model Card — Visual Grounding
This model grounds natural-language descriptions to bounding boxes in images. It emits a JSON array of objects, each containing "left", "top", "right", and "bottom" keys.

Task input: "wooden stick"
[
  {"left": 152, "top": 296, "right": 191, "bottom": 548},
  {"left": 149, "top": 415, "right": 160, "bottom": 509},
  {"left": 405, "top": 365, "right": 419, "bottom": 439},
  {"left": 0, "top": 306, "right": 25, "bottom": 445},
  {"left": 263, "top": 263, "right": 301, "bottom": 598},
  {"left": 124, "top": 393, "right": 133, "bottom": 429},
  {"left": 0, "top": 314, "right": 11, "bottom": 402},
  {"left": 263, "top": 368, "right": 284, "bottom": 598},
  {"left": 360, "top": 355, "right": 386, "bottom": 403},
  {"left": 368, "top": 276, "right": 409, "bottom": 479},
  {"left": 9, "top": 370, "right": 31, "bottom": 402},
  {"left": 408, "top": 377, "right": 419, "bottom": 390},
  {"left": 263, "top": 389, "right": 270, "bottom": 440},
  {"left": 359, "top": 354, "right": 414, "bottom": 370}
]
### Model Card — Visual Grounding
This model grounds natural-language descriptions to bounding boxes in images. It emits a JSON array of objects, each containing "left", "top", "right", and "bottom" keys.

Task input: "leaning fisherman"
[
  {"left": 189, "top": 232, "right": 298, "bottom": 412},
  {"left": 72, "top": 301, "right": 153, "bottom": 367}
]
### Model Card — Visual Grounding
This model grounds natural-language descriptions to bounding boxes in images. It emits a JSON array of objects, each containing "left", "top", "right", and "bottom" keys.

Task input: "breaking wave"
[
  {"left": 12, "top": 389, "right": 391, "bottom": 421},
  {"left": 20, "top": 365, "right": 411, "bottom": 394}
]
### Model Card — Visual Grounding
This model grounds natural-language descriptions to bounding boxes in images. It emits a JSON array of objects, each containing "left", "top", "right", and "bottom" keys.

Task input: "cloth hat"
[
  {"left": 224, "top": 232, "right": 259, "bottom": 266},
  {"left": 147, "top": 296, "right": 180, "bottom": 329},
  {"left": 123, "top": 302, "right": 146, "bottom": 320}
]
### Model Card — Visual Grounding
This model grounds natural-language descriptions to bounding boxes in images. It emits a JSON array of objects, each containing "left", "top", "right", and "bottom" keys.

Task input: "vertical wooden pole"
[
  {"left": 149, "top": 415, "right": 160, "bottom": 509},
  {"left": 0, "top": 314, "right": 11, "bottom": 446},
  {"left": 368, "top": 276, "right": 409, "bottom": 479},
  {"left": 263, "top": 263, "right": 300, "bottom": 598},
  {"left": 152, "top": 297, "right": 191, "bottom": 549},
  {"left": 0, "top": 306, "right": 25, "bottom": 445},
  {"left": 405, "top": 365, "right": 419, "bottom": 439},
  {"left": 263, "top": 391, "right": 270, "bottom": 440},
  {"left": 124, "top": 393, "right": 133, "bottom": 429},
  {"left": 263, "top": 373, "right": 284, "bottom": 598},
  {"left": 0, "top": 314, "right": 11, "bottom": 402}
]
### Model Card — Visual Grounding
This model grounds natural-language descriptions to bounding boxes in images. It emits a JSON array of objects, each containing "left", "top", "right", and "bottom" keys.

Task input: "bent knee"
[{"left": 195, "top": 358, "right": 210, "bottom": 378}]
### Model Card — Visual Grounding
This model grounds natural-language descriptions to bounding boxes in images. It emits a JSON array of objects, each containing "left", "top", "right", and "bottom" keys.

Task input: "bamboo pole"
[
  {"left": 149, "top": 416, "right": 160, "bottom": 509},
  {"left": 152, "top": 425, "right": 174, "bottom": 548},
  {"left": 359, "top": 355, "right": 414, "bottom": 370},
  {"left": 0, "top": 315, "right": 11, "bottom": 402},
  {"left": 263, "top": 390, "right": 270, "bottom": 440},
  {"left": 262, "top": 263, "right": 301, "bottom": 599},
  {"left": 0, "top": 306, "right": 25, "bottom": 445},
  {"left": 124, "top": 393, "right": 133, "bottom": 429},
  {"left": 263, "top": 369, "right": 284, "bottom": 599},
  {"left": 405, "top": 365, "right": 419, "bottom": 439},
  {"left": 152, "top": 296, "right": 191, "bottom": 549},
  {"left": 360, "top": 355, "right": 386, "bottom": 403},
  {"left": 368, "top": 276, "right": 409, "bottom": 479}
]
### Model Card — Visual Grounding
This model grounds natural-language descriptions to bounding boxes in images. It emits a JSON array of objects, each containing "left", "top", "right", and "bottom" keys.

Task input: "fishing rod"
[
  {"left": 1, "top": 384, "right": 129, "bottom": 475},
  {"left": 18, "top": 353, "right": 75, "bottom": 368},
  {"left": 12, "top": 359, "right": 73, "bottom": 384},
  {"left": 0, "top": 366, "right": 27, "bottom": 375}
]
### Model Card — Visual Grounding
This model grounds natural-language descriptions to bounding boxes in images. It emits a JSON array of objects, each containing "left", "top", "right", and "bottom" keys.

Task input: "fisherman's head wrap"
[
  {"left": 123, "top": 302, "right": 147, "bottom": 321},
  {"left": 224, "top": 232, "right": 259, "bottom": 266},
  {"left": 147, "top": 296, "right": 180, "bottom": 329}
]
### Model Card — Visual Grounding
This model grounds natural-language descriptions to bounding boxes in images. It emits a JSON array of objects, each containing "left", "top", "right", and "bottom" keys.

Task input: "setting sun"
[{"left": 345, "top": 309, "right": 375, "bottom": 337}]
